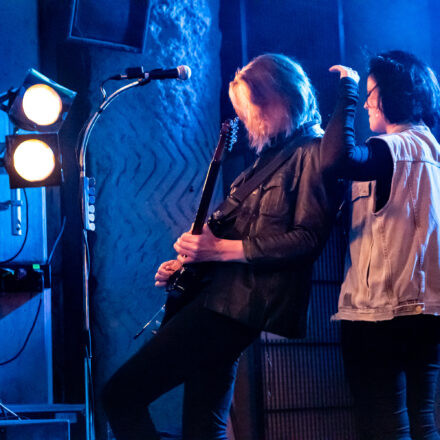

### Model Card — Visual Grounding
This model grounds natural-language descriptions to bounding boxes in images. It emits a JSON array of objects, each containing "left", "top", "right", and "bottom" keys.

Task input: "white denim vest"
[{"left": 333, "top": 124, "right": 440, "bottom": 321}]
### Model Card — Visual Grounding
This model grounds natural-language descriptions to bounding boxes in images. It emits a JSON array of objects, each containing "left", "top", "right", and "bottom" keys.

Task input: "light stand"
[
  {"left": 77, "top": 76, "right": 150, "bottom": 440},
  {"left": 0, "top": 71, "right": 75, "bottom": 424}
]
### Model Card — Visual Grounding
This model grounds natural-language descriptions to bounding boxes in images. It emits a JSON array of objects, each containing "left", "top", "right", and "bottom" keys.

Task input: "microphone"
[{"left": 111, "top": 65, "right": 192, "bottom": 81}]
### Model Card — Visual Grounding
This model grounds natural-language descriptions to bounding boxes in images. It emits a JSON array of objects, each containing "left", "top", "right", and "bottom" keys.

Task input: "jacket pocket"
[
  {"left": 350, "top": 181, "right": 372, "bottom": 233},
  {"left": 259, "top": 174, "right": 295, "bottom": 217},
  {"left": 351, "top": 181, "right": 371, "bottom": 202}
]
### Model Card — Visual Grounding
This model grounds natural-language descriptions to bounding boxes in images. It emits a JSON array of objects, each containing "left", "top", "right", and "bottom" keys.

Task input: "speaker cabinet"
[
  {"left": 0, "top": 419, "right": 69, "bottom": 440},
  {"left": 68, "top": 0, "right": 152, "bottom": 52},
  {"left": 0, "top": 290, "right": 53, "bottom": 404}
]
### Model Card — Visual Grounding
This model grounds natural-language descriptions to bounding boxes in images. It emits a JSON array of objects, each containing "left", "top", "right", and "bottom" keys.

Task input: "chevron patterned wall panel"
[{"left": 72, "top": 0, "right": 223, "bottom": 434}]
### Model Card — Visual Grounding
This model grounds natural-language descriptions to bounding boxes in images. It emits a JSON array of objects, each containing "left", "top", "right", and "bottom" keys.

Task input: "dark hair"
[{"left": 368, "top": 50, "right": 440, "bottom": 128}]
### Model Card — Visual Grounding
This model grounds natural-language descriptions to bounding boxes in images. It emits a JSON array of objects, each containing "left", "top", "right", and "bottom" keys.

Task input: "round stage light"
[
  {"left": 13, "top": 139, "right": 56, "bottom": 182},
  {"left": 22, "top": 84, "right": 62, "bottom": 126}
]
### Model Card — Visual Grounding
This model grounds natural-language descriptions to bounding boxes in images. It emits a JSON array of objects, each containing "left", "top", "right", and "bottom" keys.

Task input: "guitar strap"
[{"left": 211, "top": 130, "right": 319, "bottom": 222}]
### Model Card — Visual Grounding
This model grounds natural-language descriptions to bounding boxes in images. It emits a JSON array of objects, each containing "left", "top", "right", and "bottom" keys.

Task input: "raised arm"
[
  {"left": 320, "top": 70, "right": 359, "bottom": 174},
  {"left": 323, "top": 65, "right": 393, "bottom": 181}
]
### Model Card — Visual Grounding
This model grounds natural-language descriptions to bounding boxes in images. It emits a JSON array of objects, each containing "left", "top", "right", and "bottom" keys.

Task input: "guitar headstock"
[{"left": 221, "top": 117, "right": 239, "bottom": 152}]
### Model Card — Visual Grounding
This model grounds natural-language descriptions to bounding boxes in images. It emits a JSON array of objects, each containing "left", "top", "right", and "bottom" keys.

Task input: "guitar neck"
[
  {"left": 190, "top": 118, "right": 237, "bottom": 236},
  {"left": 192, "top": 160, "right": 221, "bottom": 235}
]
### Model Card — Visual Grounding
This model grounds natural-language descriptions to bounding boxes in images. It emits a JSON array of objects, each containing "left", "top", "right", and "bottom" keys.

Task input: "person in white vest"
[{"left": 327, "top": 51, "right": 440, "bottom": 440}]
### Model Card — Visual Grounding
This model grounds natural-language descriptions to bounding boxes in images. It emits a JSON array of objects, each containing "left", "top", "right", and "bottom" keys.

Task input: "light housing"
[
  {"left": 8, "top": 69, "right": 76, "bottom": 132},
  {"left": 5, "top": 133, "right": 62, "bottom": 188}
]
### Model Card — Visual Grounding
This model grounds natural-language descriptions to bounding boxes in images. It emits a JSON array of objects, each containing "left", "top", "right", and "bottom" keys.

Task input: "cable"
[
  {"left": 83, "top": 229, "right": 91, "bottom": 277},
  {"left": 0, "top": 297, "right": 42, "bottom": 366},
  {"left": 263, "top": 332, "right": 273, "bottom": 403},
  {"left": 86, "top": 343, "right": 95, "bottom": 412},
  {"left": 0, "top": 188, "right": 29, "bottom": 264},
  {"left": 75, "top": 122, "right": 88, "bottom": 165},
  {"left": 99, "top": 78, "right": 112, "bottom": 101},
  {"left": 47, "top": 216, "right": 66, "bottom": 265}
]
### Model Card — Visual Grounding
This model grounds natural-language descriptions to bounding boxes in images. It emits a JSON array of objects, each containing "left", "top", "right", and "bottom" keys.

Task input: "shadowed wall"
[{"left": 87, "top": 1, "right": 222, "bottom": 435}]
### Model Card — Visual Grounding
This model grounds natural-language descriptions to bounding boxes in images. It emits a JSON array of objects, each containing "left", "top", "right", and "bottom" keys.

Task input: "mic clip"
[
  {"left": 125, "top": 66, "right": 145, "bottom": 79},
  {"left": 109, "top": 67, "right": 145, "bottom": 81}
]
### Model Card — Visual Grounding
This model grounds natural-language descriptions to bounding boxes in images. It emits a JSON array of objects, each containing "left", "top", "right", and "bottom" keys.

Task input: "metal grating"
[
  {"left": 259, "top": 223, "right": 359, "bottom": 439},
  {"left": 262, "top": 343, "right": 352, "bottom": 410},
  {"left": 265, "top": 408, "right": 356, "bottom": 440}
]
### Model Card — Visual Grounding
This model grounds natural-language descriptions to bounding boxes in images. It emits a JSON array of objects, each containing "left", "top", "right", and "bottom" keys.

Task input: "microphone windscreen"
[{"left": 177, "top": 65, "right": 191, "bottom": 80}]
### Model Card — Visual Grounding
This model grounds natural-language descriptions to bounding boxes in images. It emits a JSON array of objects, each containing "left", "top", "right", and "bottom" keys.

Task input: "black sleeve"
[
  {"left": 321, "top": 77, "right": 393, "bottom": 182},
  {"left": 344, "top": 138, "right": 394, "bottom": 181}
]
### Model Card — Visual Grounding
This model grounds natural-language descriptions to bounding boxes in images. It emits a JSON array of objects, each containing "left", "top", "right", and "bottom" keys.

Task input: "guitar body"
[{"left": 162, "top": 265, "right": 202, "bottom": 325}]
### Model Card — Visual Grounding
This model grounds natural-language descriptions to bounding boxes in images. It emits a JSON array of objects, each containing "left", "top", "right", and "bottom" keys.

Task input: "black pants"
[
  {"left": 102, "top": 293, "right": 259, "bottom": 440},
  {"left": 341, "top": 315, "right": 440, "bottom": 440}
]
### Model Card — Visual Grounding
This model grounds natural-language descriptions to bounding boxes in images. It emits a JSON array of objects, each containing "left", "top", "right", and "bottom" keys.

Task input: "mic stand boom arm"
[{"left": 77, "top": 76, "right": 150, "bottom": 440}]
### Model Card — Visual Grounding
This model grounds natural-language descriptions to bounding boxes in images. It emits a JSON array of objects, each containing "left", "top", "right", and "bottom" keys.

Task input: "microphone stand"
[{"left": 77, "top": 76, "right": 150, "bottom": 440}]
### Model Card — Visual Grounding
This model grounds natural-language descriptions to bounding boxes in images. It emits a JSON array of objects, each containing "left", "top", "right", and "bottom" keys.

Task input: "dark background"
[{"left": 0, "top": 1, "right": 439, "bottom": 439}]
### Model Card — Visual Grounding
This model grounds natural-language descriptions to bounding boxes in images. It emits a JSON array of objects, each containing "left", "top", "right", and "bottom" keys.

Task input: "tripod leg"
[{"left": 0, "top": 401, "right": 21, "bottom": 420}]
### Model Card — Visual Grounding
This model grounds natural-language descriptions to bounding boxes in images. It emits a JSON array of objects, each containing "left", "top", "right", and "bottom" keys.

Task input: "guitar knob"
[{"left": 212, "top": 209, "right": 222, "bottom": 220}]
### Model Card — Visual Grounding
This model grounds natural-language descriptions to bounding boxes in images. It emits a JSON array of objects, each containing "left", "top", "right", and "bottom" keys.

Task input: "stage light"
[
  {"left": 4, "top": 133, "right": 61, "bottom": 188},
  {"left": 0, "top": 68, "right": 76, "bottom": 188},
  {"left": 8, "top": 68, "right": 76, "bottom": 132},
  {"left": 13, "top": 139, "right": 55, "bottom": 181},
  {"left": 22, "top": 84, "right": 63, "bottom": 126}
]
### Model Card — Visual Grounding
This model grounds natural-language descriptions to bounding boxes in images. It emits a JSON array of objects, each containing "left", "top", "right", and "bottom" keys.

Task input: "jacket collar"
[{"left": 260, "top": 121, "right": 323, "bottom": 156}]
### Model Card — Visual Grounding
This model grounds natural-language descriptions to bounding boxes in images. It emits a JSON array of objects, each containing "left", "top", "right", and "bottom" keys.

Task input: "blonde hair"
[{"left": 229, "top": 54, "right": 321, "bottom": 152}]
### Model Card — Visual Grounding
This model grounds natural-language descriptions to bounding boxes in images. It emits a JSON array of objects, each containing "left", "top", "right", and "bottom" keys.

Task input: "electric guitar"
[{"left": 163, "top": 117, "right": 239, "bottom": 322}]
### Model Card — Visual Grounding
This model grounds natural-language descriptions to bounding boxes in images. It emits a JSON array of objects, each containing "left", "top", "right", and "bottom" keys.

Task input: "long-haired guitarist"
[{"left": 103, "top": 53, "right": 352, "bottom": 440}]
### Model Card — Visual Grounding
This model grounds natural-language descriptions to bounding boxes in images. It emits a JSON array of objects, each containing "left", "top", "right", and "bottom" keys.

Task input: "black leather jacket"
[{"left": 200, "top": 129, "right": 344, "bottom": 339}]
